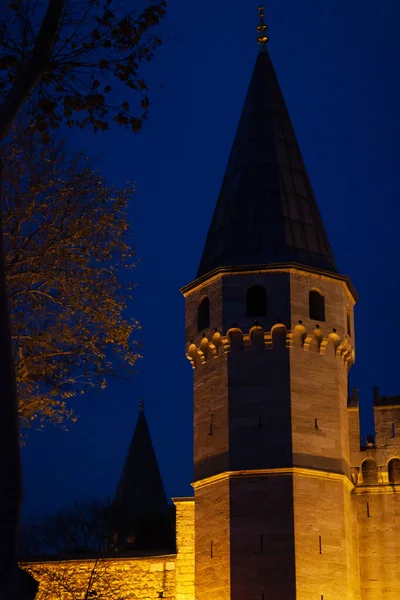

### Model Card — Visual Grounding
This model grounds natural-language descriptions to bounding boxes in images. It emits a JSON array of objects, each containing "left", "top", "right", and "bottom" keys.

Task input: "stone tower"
[{"left": 182, "top": 9, "right": 359, "bottom": 600}]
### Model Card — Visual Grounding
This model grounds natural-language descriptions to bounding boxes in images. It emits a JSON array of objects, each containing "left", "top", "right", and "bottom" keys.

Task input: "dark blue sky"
[{"left": 21, "top": 0, "right": 400, "bottom": 518}]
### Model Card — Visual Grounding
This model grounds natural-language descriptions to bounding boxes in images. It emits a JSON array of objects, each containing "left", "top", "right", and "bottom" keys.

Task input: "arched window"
[
  {"left": 197, "top": 297, "right": 210, "bottom": 332},
  {"left": 388, "top": 459, "right": 400, "bottom": 484},
  {"left": 246, "top": 285, "right": 267, "bottom": 318},
  {"left": 309, "top": 290, "right": 325, "bottom": 322},
  {"left": 362, "top": 459, "right": 378, "bottom": 485}
]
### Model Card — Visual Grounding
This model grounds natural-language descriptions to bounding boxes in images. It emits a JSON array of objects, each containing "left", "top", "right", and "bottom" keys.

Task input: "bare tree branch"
[{"left": 0, "top": 0, "right": 68, "bottom": 141}]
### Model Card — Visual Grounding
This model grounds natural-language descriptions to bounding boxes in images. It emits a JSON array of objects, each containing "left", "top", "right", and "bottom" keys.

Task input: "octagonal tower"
[{"left": 182, "top": 9, "right": 360, "bottom": 600}]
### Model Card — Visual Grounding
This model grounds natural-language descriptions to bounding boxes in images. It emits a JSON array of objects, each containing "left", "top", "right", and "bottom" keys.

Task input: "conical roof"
[
  {"left": 197, "top": 46, "right": 337, "bottom": 278},
  {"left": 113, "top": 403, "right": 168, "bottom": 517}
]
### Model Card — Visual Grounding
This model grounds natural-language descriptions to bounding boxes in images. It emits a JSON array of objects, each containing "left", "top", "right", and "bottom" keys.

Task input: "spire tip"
[{"left": 256, "top": 5, "right": 269, "bottom": 48}]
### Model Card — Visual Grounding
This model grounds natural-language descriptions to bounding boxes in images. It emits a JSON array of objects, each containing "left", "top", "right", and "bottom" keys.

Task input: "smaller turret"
[{"left": 109, "top": 401, "right": 175, "bottom": 552}]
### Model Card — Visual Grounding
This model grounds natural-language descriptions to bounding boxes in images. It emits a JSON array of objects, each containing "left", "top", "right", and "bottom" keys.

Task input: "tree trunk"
[
  {"left": 0, "top": 2, "right": 68, "bottom": 595},
  {"left": 0, "top": 159, "right": 37, "bottom": 598},
  {"left": 0, "top": 0, "right": 67, "bottom": 143},
  {"left": 0, "top": 154, "right": 21, "bottom": 584}
]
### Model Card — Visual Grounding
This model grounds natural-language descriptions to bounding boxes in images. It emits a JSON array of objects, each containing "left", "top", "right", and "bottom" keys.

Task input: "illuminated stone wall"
[
  {"left": 194, "top": 478, "right": 231, "bottom": 600},
  {"left": 356, "top": 489, "right": 400, "bottom": 600},
  {"left": 174, "top": 497, "right": 195, "bottom": 600},
  {"left": 350, "top": 403, "right": 400, "bottom": 599},
  {"left": 293, "top": 471, "right": 360, "bottom": 600},
  {"left": 23, "top": 554, "right": 176, "bottom": 600},
  {"left": 289, "top": 271, "right": 355, "bottom": 475},
  {"left": 289, "top": 271, "right": 360, "bottom": 600}
]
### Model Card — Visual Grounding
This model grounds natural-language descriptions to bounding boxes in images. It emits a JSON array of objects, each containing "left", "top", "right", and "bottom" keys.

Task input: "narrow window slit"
[
  {"left": 392, "top": 422, "right": 396, "bottom": 438},
  {"left": 319, "top": 535, "right": 322, "bottom": 554},
  {"left": 314, "top": 418, "right": 319, "bottom": 431},
  {"left": 259, "top": 533, "right": 264, "bottom": 552},
  {"left": 367, "top": 502, "right": 370, "bottom": 517},
  {"left": 210, "top": 540, "right": 213, "bottom": 558}
]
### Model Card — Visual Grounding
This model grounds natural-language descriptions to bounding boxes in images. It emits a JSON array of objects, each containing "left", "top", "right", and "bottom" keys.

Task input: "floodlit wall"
[
  {"left": 174, "top": 497, "right": 195, "bottom": 600},
  {"left": 349, "top": 401, "right": 400, "bottom": 600},
  {"left": 22, "top": 554, "right": 176, "bottom": 599}
]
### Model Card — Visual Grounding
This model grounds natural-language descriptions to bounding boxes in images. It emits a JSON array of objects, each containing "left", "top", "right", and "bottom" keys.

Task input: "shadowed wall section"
[{"left": 229, "top": 475, "right": 296, "bottom": 600}]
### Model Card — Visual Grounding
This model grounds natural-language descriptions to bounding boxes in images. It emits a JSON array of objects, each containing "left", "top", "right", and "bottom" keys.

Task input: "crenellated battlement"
[
  {"left": 186, "top": 322, "right": 354, "bottom": 369},
  {"left": 349, "top": 387, "right": 400, "bottom": 491},
  {"left": 351, "top": 455, "right": 400, "bottom": 487}
]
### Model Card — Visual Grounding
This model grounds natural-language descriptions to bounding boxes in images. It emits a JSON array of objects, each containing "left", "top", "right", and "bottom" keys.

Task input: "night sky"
[{"left": 21, "top": 0, "right": 400, "bottom": 519}]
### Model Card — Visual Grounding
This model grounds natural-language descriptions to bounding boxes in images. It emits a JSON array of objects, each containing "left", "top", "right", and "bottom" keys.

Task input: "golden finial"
[{"left": 256, "top": 5, "right": 269, "bottom": 47}]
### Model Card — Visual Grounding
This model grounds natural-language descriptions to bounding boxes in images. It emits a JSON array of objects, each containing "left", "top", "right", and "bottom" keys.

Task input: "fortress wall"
[
  {"left": 194, "top": 478, "right": 231, "bottom": 600},
  {"left": 350, "top": 405, "right": 400, "bottom": 483},
  {"left": 349, "top": 404, "right": 400, "bottom": 600},
  {"left": 344, "top": 484, "right": 361, "bottom": 599},
  {"left": 174, "top": 497, "right": 195, "bottom": 600},
  {"left": 22, "top": 553, "right": 176, "bottom": 600},
  {"left": 357, "top": 489, "right": 400, "bottom": 600}
]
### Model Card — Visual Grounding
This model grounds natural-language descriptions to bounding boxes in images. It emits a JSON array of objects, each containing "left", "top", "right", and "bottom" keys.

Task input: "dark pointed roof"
[
  {"left": 197, "top": 46, "right": 337, "bottom": 278},
  {"left": 113, "top": 403, "right": 168, "bottom": 517}
]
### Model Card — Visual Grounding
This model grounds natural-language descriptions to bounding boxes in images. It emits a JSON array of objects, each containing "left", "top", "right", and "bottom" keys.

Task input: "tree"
[
  {"left": 3, "top": 122, "right": 139, "bottom": 430},
  {"left": 19, "top": 499, "right": 111, "bottom": 557},
  {"left": 0, "top": 0, "right": 166, "bottom": 593},
  {"left": 20, "top": 500, "right": 123, "bottom": 600},
  {"left": 0, "top": 0, "right": 167, "bottom": 142},
  {"left": 19, "top": 497, "right": 176, "bottom": 559}
]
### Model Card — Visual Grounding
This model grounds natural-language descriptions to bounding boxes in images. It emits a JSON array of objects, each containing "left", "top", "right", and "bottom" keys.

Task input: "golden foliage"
[{"left": 3, "top": 123, "right": 139, "bottom": 429}]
